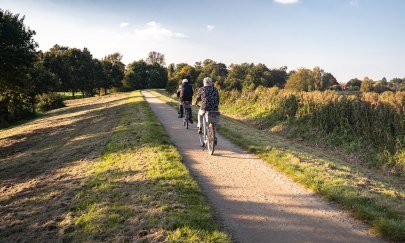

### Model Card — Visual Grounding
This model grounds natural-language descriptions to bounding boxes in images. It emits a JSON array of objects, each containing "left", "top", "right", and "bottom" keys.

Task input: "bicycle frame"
[
  {"left": 182, "top": 101, "right": 192, "bottom": 129},
  {"left": 199, "top": 111, "right": 218, "bottom": 155}
]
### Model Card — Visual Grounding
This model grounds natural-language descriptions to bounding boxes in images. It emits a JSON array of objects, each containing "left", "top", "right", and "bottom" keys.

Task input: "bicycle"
[
  {"left": 182, "top": 101, "right": 192, "bottom": 129},
  {"left": 199, "top": 110, "right": 220, "bottom": 155}
]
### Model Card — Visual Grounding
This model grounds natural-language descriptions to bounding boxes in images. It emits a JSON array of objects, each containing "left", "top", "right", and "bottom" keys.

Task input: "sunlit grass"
[
  {"left": 151, "top": 89, "right": 405, "bottom": 242},
  {"left": 64, "top": 91, "right": 230, "bottom": 242}
]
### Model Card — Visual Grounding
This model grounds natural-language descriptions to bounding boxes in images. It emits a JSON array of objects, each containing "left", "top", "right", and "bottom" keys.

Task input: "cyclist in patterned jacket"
[{"left": 194, "top": 77, "right": 219, "bottom": 134}]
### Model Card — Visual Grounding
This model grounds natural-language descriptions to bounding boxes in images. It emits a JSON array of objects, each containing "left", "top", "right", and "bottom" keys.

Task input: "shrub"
[
  {"left": 166, "top": 78, "right": 180, "bottom": 94},
  {"left": 37, "top": 93, "right": 65, "bottom": 111},
  {"left": 220, "top": 88, "right": 405, "bottom": 174},
  {"left": 0, "top": 93, "right": 33, "bottom": 127}
]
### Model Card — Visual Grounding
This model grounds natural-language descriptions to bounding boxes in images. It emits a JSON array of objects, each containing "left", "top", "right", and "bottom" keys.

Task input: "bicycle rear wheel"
[
  {"left": 207, "top": 125, "right": 215, "bottom": 155},
  {"left": 185, "top": 109, "right": 189, "bottom": 129}
]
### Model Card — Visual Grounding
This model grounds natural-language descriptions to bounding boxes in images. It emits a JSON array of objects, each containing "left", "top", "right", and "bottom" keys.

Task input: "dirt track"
[{"left": 142, "top": 90, "right": 382, "bottom": 243}]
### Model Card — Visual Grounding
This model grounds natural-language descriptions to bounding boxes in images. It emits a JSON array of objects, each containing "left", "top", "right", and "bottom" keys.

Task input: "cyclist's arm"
[{"left": 193, "top": 88, "right": 201, "bottom": 105}]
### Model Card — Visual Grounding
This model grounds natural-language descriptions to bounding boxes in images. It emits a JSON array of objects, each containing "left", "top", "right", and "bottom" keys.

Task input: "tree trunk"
[
  {"left": 104, "top": 87, "right": 108, "bottom": 95},
  {"left": 72, "top": 91, "right": 75, "bottom": 99}
]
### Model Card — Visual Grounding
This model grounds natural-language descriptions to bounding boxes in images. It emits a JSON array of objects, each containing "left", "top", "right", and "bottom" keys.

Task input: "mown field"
[
  {"left": 152, "top": 89, "right": 405, "bottom": 241},
  {"left": 0, "top": 91, "right": 229, "bottom": 242}
]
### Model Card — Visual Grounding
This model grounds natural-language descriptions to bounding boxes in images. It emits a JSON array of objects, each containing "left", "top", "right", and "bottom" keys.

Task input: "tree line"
[
  {"left": 167, "top": 60, "right": 404, "bottom": 92},
  {"left": 1, "top": 8, "right": 404, "bottom": 126},
  {"left": 0, "top": 9, "right": 167, "bottom": 127}
]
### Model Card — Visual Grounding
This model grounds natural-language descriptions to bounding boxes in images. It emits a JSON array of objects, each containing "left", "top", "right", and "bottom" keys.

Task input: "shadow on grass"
[
  {"left": 151, "top": 89, "right": 404, "bottom": 242},
  {"left": 0, "top": 93, "right": 146, "bottom": 241}
]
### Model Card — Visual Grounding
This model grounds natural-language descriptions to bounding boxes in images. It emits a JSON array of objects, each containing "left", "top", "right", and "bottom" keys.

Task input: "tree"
[
  {"left": 0, "top": 9, "right": 38, "bottom": 125},
  {"left": 322, "top": 72, "right": 338, "bottom": 90},
  {"left": 26, "top": 53, "right": 59, "bottom": 112},
  {"left": 312, "top": 66, "right": 324, "bottom": 90},
  {"left": 360, "top": 77, "right": 374, "bottom": 92},
  {"left": 270, "top": 66, "right": 288, "bottom": 88},
  {"left": 123, "top": 59, "right": 167, "bottom": 90},
  {"left": 374, "top": 77, "right": 390, "bottom": 93},
  {"left": 67, "top": 47, "right": 95, "bottom": 97},
  {"left": 390, "top": 78, "right": 405, "bottom": 92},
  {"left": 100, "top": 52, "right": 125, "bottom": 94},
  {"left": 0, "top": 9, "right": 37, "bottom": 92},
  {"left": 43, "top": 45, "right": 74, "bottom": 96},
  {"left": 146, "top": 51, "right": 165, "bottom": 66},
  {"left": 346, "top": 78, "right": 362, "bottom": 91},
  {"left": 167, "top": 63, "right": 175, "bottom": 80},
  {"left": 285, "top": 68, "right": 317, "bottom": 91},
  {"left": 196, "top": 59, "right": 228, "bottom": 88},
  {"left": 123, "top": 60, "right": 149, "bottom": 90},
  {"left": 223, "top": 63, "right": 252, "bottom": 90},
  {"left": 178, "top": 65, "right": 197, "bottom": 81},
  {"left": 245, "top": 63, "right": 272, "bottom": 89}
]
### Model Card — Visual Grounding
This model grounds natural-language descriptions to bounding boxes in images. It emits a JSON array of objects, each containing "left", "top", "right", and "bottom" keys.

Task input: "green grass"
[
  {"left": 150, "top": 89, "right": 405, "bottom": 242},
  {"left": 64, "top": 91, "right": 230, "bottom": 242}
]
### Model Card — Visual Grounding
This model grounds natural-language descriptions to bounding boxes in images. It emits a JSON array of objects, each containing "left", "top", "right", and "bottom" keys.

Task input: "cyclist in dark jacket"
[{"left": 176, "top": 79, "right": 194, "bottom": 123}]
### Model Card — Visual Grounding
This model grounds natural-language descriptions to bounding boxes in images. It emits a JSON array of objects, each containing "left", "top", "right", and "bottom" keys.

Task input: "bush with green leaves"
[
  {"left": 37, "top": 93, "right": 65, "bottom": 111},
  {"left": 220, "top": 87, "right": 405, "bottom": 174}
]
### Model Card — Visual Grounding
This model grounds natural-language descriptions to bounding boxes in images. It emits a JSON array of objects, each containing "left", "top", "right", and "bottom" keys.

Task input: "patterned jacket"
[{"left": 195, "top": 86, "right": 219, "bottom": 111}]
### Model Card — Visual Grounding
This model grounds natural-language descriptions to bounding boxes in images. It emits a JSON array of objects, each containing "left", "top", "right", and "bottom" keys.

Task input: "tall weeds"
[{"left": 220, "top": 87, "right": 405, "bottom": 174}]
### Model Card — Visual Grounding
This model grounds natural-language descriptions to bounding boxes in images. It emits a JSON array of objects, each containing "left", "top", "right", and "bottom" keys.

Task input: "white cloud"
[
  {"left": 274, "top": 0, "right": 300, "bottom": 4},
  {"left": 120, "top": 22, "right": 129, "bottom": 27},
  {"left": 206, "top": 25, "right": 215, "bottom": 31},
  {"left": 349, "top": 0, "right": 359, "bottom": 6},
  {"left": 133, "top": 21, "right": 187, "bottom": 40}
]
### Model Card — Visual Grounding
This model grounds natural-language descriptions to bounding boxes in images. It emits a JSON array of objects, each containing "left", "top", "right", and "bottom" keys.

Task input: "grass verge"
[
  {"left": 150, "top": 89, "right": 405, "bottom": 242},
  {"left": 63, "top": 91, "right": 230, "bottom": 242}
]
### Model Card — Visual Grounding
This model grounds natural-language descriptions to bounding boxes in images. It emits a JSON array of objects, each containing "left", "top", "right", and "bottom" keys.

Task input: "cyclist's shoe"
[
  {"left": 189, "top": 119, "right": 193, "bottom": 124},
  {"left": 197, "top": 127, "right": 202, "bottom": 134}
]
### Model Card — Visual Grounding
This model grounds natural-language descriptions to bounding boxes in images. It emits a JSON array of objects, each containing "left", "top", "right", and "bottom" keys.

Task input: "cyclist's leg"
[
  {"left": 187, "top": 107, "right": 193, "bottom": 123},
  {"left": 197, "top": 108, "right": 204, "bottom": 133},
  {"left": 178, "top": 104, "right": 183, "bottom": 118}
]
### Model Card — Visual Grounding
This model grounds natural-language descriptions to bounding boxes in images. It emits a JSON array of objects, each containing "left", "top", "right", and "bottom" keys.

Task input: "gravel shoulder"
[{"left": 142, "top": 90, "right": 383, "bottom": 243}]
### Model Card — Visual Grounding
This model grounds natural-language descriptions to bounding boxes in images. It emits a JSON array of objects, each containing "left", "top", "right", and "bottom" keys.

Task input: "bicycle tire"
[
  {"left": 207, "top": 125, "right": 215, "bottom": 155},
  {"left": 186, "top": 109, "right": 189, "bottom": 129}
]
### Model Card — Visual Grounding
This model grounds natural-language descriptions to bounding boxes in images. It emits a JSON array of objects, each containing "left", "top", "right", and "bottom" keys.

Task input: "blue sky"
[{"left": 1, "top": 0, "right": 404, "bottom": 82}]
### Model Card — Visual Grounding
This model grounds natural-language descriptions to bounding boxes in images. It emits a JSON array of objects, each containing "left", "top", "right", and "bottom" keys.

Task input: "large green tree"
[
  {"left": 0, "top": 9, "right": 37, "bottom": 92},
  {"left": 0, "top": 9, "right": 38, "bottom": 125},
  {"left": 100, "top": 52, "right": 125, "bottom": 94},
  {"left": 224, "top": 63, "right": 252, "bottom": 90},
  {"left": 285, "top": 68, "right": 317, "bottom": 91},
  {"left": 123, "top": 59, "right": 168, "bottom": 90},
  {"left": 196, "top": 59, "right": 228, "bottom": 87},
  {"left": 346, "top": 78, "right": 362, "bottom": 91}
]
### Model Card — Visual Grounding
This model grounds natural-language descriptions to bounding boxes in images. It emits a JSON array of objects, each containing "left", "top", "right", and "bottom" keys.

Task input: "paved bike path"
[{"left": 142, "top": 90, "right": 382, "bottom": 243}]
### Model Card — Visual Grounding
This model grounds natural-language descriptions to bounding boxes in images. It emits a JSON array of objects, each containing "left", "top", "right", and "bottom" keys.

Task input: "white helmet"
[{"left": 182, "top": 79, "right": 188, "bottom": 83}]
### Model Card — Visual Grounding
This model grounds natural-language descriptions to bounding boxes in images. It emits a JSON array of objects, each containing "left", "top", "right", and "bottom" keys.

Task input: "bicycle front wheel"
[{"left": 207, "top": 125, "right": 215, "bottom": 155}]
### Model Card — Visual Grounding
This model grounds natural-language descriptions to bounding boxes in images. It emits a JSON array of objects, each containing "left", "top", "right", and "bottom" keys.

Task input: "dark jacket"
[{"left": 177, "top": 82, "right": 193, "bottom": 102}]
